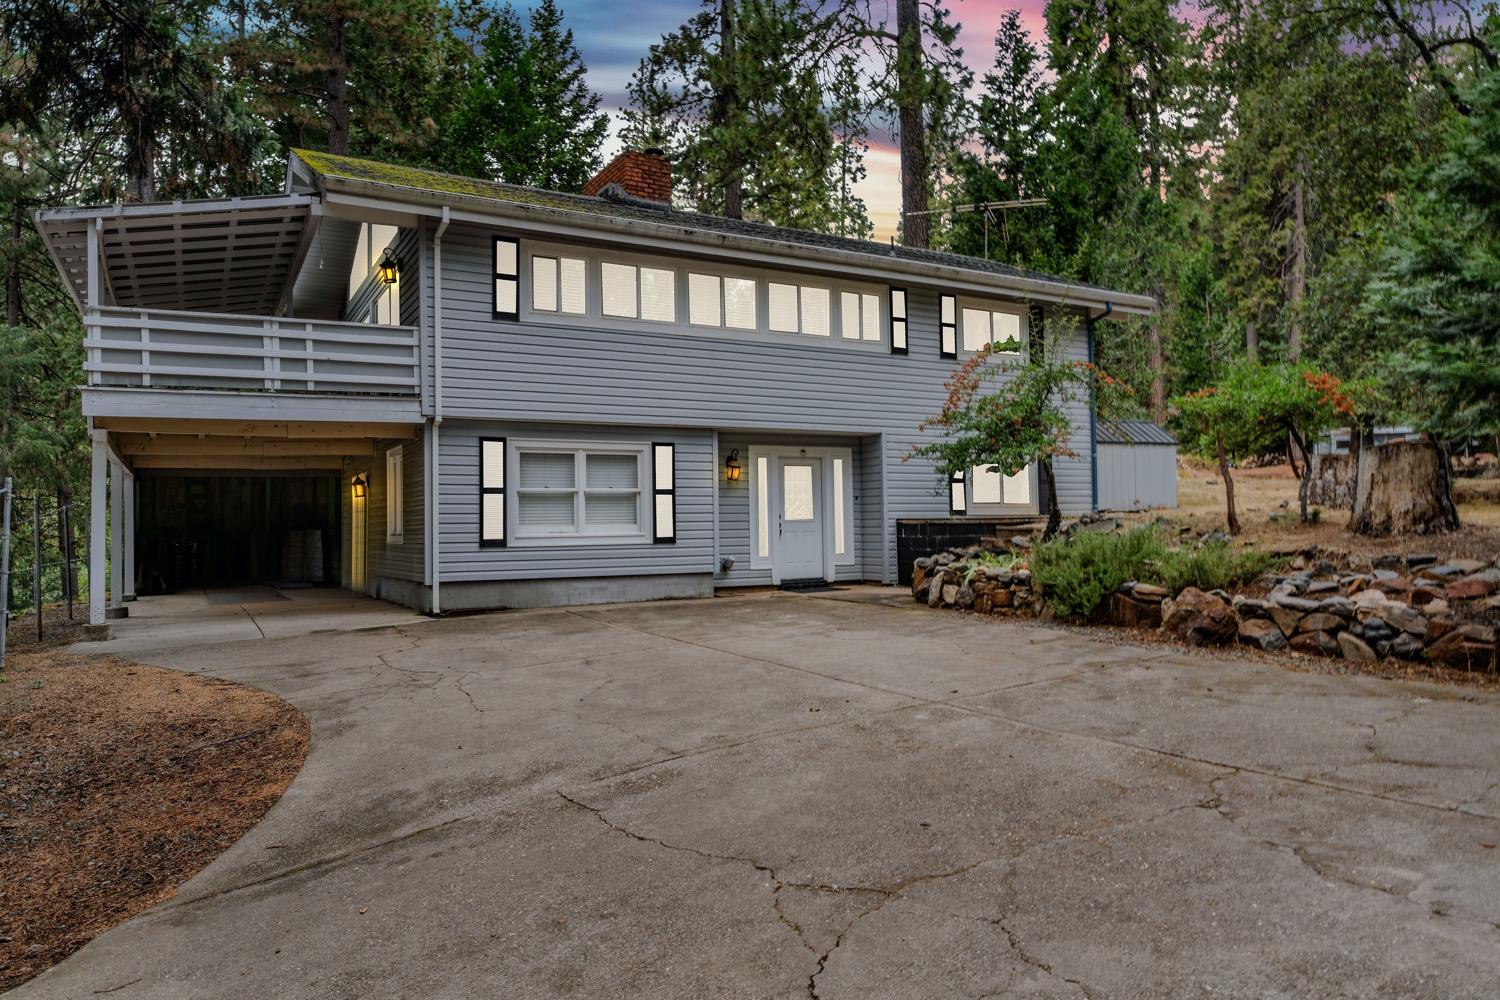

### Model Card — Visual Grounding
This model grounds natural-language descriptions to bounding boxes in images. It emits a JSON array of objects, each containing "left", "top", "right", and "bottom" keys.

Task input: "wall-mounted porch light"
[
  {"left": 724, "top": 449, "right": 742, "bottom": 482},
  {"left": 377, "top": 248, "right": 400, "bottom": 285},
  {"left": 352, "top": 473, "right": 369, "bottom": 499}
]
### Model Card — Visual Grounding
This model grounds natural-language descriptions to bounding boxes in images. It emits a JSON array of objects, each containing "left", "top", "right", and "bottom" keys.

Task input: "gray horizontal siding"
[
  {"left": 344, "top": 435, "right": 426, "bottom": 586},
  {"left": 436, "top": 419, "right": 713, "bottom": 583},
  {"left": 413, "top": 221, "right": 1096, "bottom": 586}
]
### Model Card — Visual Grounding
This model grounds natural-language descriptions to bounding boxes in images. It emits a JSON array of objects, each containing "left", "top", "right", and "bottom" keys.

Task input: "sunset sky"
[{"left": 549, "top": 0, "right": 1056, "bottom": 240}]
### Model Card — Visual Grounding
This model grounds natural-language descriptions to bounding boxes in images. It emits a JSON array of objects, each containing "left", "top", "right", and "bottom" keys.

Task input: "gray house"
[{"left": 38, "top": 149, "right": 1153, "bottom": 624}]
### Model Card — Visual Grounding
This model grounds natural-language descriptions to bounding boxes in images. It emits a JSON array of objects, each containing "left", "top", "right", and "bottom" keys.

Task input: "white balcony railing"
[{"left": 83, "top": 307, "right": 420, "bottom": 396}]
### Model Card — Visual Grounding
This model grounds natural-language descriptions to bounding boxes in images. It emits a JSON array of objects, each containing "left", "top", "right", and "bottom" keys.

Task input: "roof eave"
[{"left": 306, "top": 167, "right": 1156, "bottom": 316}]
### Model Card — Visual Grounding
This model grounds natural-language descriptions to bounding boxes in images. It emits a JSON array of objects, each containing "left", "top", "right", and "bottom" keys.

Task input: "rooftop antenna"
[{"left": 904, "top": 199, "right": 1047, "bottom": 257}]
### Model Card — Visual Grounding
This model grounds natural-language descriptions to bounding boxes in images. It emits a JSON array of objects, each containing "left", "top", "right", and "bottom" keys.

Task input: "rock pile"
[{"left": 914, "top": 543, "right": 1500, "bottom": 673}]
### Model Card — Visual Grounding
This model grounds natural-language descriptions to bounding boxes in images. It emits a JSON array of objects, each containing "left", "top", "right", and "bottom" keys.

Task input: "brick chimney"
[{"left": 583, "top": 148, "right": 673, "bottom": 204}]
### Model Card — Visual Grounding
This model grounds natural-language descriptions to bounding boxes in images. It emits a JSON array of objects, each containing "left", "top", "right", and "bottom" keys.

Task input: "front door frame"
[
  {"left": 747, "top": 443, "right": 855, "bottom": 585},
  {"left": 774, "top": 456, "right": 826, "bottom": 583}
]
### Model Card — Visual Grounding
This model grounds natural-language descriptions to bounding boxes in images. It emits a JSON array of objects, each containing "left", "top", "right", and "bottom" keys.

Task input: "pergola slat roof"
[{"left": 36, "top": 194, "right": 316, "bottom": 315}]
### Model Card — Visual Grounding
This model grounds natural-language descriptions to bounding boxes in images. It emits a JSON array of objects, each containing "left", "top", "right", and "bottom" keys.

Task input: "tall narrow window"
[
  {"left": 861, "top": 293, "right": 881, "bottom": 341},
  {"left": 800, "top": 286, "right": 829, "bottom": 337},
  {"left": 756, "top": 455, "right": 770, "bottom": 558},
  {"left": 493, "top": 238, "right": 518, "bottom": 320},
  {"left": 832, "top": 457, "right": 846, "bottom": 556},
  {"left": 949, "top": 469, "right": 967, "bottom": 514},
  {"left": 386, "top": 446, "right": 404, "bottom": 542},
  {"left": 653, "top": 443, "right": 676, "bottom": 543},
  {"left": 890, "top": 288, "right": 908, "bottom": 354},
  {"left": 481, "top": 438, "right": 506, "bottom": 547},
  {"left": 940, "top": 294, "right": 957, "bottom": 358}
]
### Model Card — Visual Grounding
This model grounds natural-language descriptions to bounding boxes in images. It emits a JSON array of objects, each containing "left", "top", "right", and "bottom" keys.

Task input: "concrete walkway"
[
  {"left": 23, "top": 587, "right": 1500, "bottom": 999},
  {"left": 80, "top": 587, "right": 428, "bottom": 655}
]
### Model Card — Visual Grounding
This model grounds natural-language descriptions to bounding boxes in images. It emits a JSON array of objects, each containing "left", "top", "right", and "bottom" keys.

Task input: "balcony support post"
[{"left": 89, "top": 431, "right": 107, "bottom": 625}]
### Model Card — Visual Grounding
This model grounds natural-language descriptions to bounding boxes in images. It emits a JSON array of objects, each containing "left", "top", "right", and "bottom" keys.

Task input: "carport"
[{"left": 88, "top": 413, "right": 421, "bottom": 615}]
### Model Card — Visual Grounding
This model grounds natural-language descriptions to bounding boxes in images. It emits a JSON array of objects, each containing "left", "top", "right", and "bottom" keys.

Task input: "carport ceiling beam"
[
  {"left": 116, "top": 434, "right": 377, "bottom": 457},
  {"left": 128, "top": 455, "right": 346, "bottom": 471},
  {"left": 92, "top": 418, "right": 420, "bottom": 439}
]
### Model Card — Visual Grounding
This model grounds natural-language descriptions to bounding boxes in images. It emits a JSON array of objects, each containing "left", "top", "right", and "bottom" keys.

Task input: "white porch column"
[
  {"left": 122, "top": 470, "right": 136, "bottom": 601},
  {"left": 109, "top": 456, "right": 124, "bottom": 609},
  {"left": 89, "top": 432, "right": 107, "bottom": 625}
]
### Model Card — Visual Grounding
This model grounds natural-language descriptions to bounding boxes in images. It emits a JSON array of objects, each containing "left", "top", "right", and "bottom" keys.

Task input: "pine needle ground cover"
[{"left": 0, "top": 625, "right": 309, "bottom": 991}]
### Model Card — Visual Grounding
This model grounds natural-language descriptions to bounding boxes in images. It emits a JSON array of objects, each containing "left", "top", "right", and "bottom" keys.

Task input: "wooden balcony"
[{"left": 84, "top": 307, "right": 420, "bottom": 396}]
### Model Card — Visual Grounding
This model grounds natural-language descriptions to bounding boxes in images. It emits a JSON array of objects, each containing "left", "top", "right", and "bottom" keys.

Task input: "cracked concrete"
[{"left": 17, "top": 586, "right": 1500, "bottom": 999}]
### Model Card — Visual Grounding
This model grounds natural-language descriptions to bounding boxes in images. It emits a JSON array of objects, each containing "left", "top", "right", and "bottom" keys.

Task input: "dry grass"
[
  {"left": 1132, "top": 459, "right": 1500, "bottom": 564},
  {"left": 0, "top": 611, "right": 309, "bottom": 991}
]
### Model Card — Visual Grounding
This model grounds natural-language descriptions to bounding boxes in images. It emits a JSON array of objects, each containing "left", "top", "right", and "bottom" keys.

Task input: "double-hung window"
[
  {"left": 688, "top": 272, "right": 757, "bottom": 329},
  {"left": 839, "top": 291, "right": 882, "bottom": 342},
  {"left": 961, "top": 305, "right": 1025, "bottom": 355},
  {"left": 602, "top": 261, "right": 676, "bottom": 322},
  {"left": 768, "top": 282, "right": 830, "bottom": 337},
  {"left": 512, "top": 446, "right": 647, "bottom": 540},
  {"left": 531, "top": 254, "right": 586, "bottom": 314}
]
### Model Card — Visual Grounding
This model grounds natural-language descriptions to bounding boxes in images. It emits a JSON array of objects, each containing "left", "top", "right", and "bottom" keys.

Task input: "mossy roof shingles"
[{"left": 295, "top": 149, "right": 1143, "bottom": 303}]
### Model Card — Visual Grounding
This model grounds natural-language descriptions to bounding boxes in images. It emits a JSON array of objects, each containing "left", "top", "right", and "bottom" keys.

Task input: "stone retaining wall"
[{"left": 914, "top": 542, "right": 1500, "bottom": 673}]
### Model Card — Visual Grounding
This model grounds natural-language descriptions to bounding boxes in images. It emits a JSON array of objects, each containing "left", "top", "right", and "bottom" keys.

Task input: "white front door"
[{"left": 776, "top": 458, "right": 825, "bottom": 582}]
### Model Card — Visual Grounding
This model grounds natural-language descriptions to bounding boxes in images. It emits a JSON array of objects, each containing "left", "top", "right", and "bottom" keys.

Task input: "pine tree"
[
  {"left": 436, "top": 0, "right": 609, "bottom": 190},
  {"left": 622, "top": 0, "right": 871, "bottom": 232}
]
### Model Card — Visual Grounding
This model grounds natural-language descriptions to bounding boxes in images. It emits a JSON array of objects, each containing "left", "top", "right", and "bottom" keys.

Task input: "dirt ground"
[
  {"left": 0, "top": 607, "right": 309, "bottom": 992},
  {"left": 1142, "top": 458, "right": 1500, "bottom": 563}
]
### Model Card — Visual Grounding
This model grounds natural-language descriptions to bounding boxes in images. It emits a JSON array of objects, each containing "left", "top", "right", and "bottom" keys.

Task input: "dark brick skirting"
[{"left": 897, "top": 520, "right": 1027, "bottom": 585}]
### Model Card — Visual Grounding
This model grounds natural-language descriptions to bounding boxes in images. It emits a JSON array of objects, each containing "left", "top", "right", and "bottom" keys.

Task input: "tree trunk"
[
  {"left": 1287, "top": 169, "right": 1307, "bottom": 360},
  {"left": 1348, "top": 439, "right": 1460, "bottom": 536},
  {"left": 1289, "top": 430, "right": 1311, "bottom": 523},
  {"left": 895, "top": 0, "right": 928, "bottom": 249},
  {"left": 1042, "top": 457, "right": 1061, "bottom": 540},
  {"left": 325, "top": 14, "right": 350, "bottom": 155},
  {"left": 1245, "top": 319, "right": 1258, "bottom": 361},
  {"left": 1218, "top": 432, "right": 1240, "bottom": 535},
  {"left": 1146, "top": 285, "right": 1166, "bottom": 421},
  {"left": 716, "top": 0, "right": 741, "bottom": 219}
]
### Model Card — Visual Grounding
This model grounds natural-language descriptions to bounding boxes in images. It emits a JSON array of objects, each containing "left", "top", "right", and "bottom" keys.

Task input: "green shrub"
[
  {"left": 956, "top": 550, "right": 1023, "bottom": 582},
  {"left": 1029, "top": 528, "right": 1167, "bottom": 619},
  {"left": 1029, "top": 527, "right": 1281, "bottom": 620},
  {"left": 1149, "top": 541, "right": 1278, "bottom": 594}
]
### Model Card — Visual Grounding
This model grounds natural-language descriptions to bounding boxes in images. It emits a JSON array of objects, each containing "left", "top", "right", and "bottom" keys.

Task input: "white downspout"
[{"left": 430, "top": 207, "right": 450, "bottom": 614}]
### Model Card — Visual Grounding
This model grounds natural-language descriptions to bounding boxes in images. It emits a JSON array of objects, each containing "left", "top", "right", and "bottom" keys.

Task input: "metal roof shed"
[{"left": 1097, "top": 420, "right": 1179, "bottom": 511}]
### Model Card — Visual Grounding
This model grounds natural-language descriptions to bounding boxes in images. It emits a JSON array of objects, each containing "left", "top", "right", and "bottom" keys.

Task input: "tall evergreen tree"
[
  {"left": 223, "top": 0, "right": 483, "bottom": 162},
  {"left": 436, "top": 0, "right": 609, "bottom": 190},
  {"left": 621, "top": 0, "right": 871, "bottom": 232}
]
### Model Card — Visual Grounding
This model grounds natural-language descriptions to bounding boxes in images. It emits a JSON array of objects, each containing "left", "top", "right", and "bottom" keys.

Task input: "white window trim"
[
  {"left": 514, "top": 239, "right": 887, "bottom": 351},
  {"left": 747, "top": 444, "right": 856, "bottom": 580},
  {"left": 386, "top": 445, "right": 404, "bottom": 543},
  {"left": 506, "top": 439, "right": 652, "bottom": 547},
  {"left": 958, "top": 297, "right": 1029, "bottom": 358}
]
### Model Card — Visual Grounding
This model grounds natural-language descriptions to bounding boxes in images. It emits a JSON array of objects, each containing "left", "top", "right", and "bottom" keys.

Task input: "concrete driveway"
[{"left": 18, "top": 588, "right": 1500, "bottom": 999}]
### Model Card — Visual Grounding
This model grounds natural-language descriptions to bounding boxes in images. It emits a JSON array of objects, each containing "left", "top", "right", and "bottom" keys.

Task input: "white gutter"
[{"left": 430, "top": 206, "right": 450, "bottom": 614}]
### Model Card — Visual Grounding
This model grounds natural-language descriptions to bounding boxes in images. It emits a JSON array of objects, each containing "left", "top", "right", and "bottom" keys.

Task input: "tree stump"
[{"left": 1348, "top": 440, "right": 1460, "bottom": 536}]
